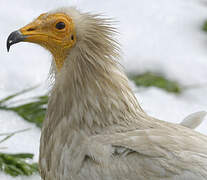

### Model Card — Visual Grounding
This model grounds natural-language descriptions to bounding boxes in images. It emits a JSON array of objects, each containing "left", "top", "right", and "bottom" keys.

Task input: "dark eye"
[{"left": 55, "top": 22, "right": 65, "bottom": 30}]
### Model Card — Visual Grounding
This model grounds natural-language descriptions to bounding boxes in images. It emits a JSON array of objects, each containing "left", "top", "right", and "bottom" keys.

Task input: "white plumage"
[
  {"left": 7, "top": 7, "right": 207, "bottom": 180},
  {"left": 40, "top": 8, "right": 207, "bottom": 180}
]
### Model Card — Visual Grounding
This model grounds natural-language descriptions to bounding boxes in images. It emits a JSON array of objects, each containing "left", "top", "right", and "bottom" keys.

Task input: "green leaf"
[
  {"left": 130, "top": 72, "right": 182, "bottom": 94},
  {"left": 0, "top": 86, "right": 47, "bottom": 128},
  {"left": 0, "top": 153, "right": 39, "bottom": 177},
  {"left": 8, "top": 96, "right": 48, "bottom": 128},
  {"left": 6, "top": 153, "right": 34, "bottom": 159},
  {"left": 202, "top": 20, "right": 207, "bottom": 32},
  {"left": 0, "top": 86, "right": 39, "bottom": 105},
  {"left": 0, "top": 128, "right": 30, "bottom": 144},
  {"left": 0, "top": 130, "right": 39, "bottom": 177},
  {"left": 0, "top": 93, "right": 48, "bottom": 128}
]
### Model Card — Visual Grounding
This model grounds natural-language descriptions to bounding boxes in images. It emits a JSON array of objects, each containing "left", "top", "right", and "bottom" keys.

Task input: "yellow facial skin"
[{"left": 19, "top": 13, "right": 76, "bottom": 70}]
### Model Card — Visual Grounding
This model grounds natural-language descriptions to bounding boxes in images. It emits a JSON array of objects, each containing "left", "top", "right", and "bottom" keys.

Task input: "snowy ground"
[{"left": 1, "top": 0, "right": 207, "bottom": 179}]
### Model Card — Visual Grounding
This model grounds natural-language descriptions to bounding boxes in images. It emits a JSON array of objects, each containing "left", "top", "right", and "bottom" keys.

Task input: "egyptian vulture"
[{"left": 7, "top": 7, "right": 207, "bottom": 180}]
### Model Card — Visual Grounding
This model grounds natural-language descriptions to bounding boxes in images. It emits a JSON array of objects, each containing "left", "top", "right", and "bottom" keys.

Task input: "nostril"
[{"left": 27, "top": 27, "right": 36, "bottom": 31}]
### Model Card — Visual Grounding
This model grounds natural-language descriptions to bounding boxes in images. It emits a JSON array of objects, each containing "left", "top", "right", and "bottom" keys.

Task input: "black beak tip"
[
  {"left": 6, "top": 30, "right": 25, "bottom": 52},
  {"left": 7, "top": 40, "right": 11, "bottom": 52}
]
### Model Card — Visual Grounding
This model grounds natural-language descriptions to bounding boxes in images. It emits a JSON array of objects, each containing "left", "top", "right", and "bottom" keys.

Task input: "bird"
[{"left": 7, "top": 7, "right": 207, "bottom": 180}]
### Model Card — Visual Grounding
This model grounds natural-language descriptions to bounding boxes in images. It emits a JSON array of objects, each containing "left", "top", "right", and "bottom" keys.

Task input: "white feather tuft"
[{"left": 180, "top": 111, "right": 207, "bottom": 129}]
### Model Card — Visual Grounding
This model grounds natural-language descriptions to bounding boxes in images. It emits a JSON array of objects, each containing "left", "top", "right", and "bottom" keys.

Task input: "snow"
[{"left": 1, "top": 0, "right": 207, "bottom": 179}]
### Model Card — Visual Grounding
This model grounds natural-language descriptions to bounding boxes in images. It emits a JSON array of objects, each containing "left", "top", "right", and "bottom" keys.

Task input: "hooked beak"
[{"left": 7, "top": 30, "right": 27, "bottom": 52}]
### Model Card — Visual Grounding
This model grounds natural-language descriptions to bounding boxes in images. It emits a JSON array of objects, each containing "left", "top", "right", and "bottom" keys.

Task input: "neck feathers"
[{"left": 47, "top": 8, "right": 148, "bottom": 132}]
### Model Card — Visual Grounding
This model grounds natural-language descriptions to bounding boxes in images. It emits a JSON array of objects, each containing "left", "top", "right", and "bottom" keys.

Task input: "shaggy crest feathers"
[{"left": 46, "top": 7, "right": 150, "bottom": 133}]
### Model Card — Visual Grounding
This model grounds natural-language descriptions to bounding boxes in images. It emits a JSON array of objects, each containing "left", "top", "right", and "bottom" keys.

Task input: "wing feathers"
[{"left": 85, "top": 128, "right": 207, "bottom": 179}]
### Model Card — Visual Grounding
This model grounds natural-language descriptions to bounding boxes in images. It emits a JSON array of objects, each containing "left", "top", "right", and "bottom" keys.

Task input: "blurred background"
[{"left": 1, "top": 0, "right": 207, "bottom": 179}]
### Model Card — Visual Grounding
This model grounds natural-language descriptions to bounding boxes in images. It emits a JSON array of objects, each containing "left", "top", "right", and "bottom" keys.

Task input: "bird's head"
[
  {"left": 7, "top": 9, "right": 77, "bottom": 70},
  {"left": 7, "top": 7, "right": 146, "bottom": 127},
  {"left": 7, "top": 7, "right": 119, "bottom": 74}
]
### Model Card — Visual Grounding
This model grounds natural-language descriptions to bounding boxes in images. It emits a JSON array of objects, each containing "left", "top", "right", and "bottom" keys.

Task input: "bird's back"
[
  {"left": 77, "top": 120, "right": 207, "bottom": 180},
  {"left": 39, "top": 114, "right": 207, "bottom": 180}
]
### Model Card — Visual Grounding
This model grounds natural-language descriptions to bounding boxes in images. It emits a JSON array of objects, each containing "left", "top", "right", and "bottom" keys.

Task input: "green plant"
[
  {"left": 202, "top": 20, "right": 207, "bottom": 32},
  {"left": 130, "top": 72, "right": 182, "bottom": 94},
  {"left": 0, "top": 129, "right": 39, "bottom": 176},
  {"left": 0, "top": 87, "right": 48, "bottom": 128}
]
